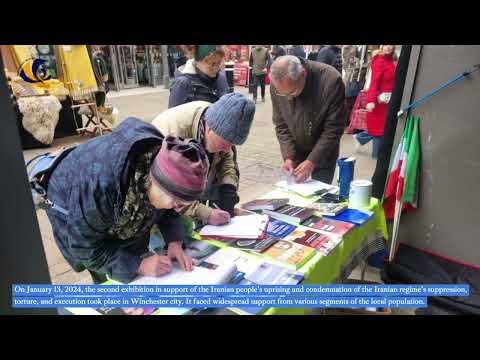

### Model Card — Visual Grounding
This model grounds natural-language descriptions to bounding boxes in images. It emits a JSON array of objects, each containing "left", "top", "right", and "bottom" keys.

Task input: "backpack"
[{"left": 26, "top": 146, "right": 76, "bottom": 215}]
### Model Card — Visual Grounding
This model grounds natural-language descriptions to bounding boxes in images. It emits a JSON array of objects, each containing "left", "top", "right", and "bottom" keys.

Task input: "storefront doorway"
[
  {"left": 116, "top": 45, "right": 138, "bottom": 89},
  {"left": 92, "top": 45, "right": 167, "bottom": 91}
]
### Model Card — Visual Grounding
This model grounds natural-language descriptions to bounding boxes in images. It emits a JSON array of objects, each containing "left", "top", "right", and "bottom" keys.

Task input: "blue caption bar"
[
  {"left": 12, "top": 284, "right": 470, "bottom": 297},
  {"left": 11, "top": 296, "right": 428, "bottom": 308}
]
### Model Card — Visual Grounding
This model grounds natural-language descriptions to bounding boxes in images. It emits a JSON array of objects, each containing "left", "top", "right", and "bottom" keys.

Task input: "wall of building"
[{"left": 395, "top": 45, "right": 480, "bottom": 266}]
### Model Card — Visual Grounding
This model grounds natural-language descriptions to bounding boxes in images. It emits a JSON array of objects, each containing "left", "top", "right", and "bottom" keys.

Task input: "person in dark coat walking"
[
  {"left": 270, "top": 55, "right": 347, "bottom": 184},
  {"left": 44, "top": 118, "right": 210, "bottom": 284},
  {"left": 307, "top": 45, "right": 322, "bottom": 61},
  {"left": 288, "top": 45, "right": 306, "bottom": 59},
  {"left": 271, "top": 45, "right": 286, "bottom": 60},
  {"left": 317, "top": 45, "right": 343, "bottom": 74}
]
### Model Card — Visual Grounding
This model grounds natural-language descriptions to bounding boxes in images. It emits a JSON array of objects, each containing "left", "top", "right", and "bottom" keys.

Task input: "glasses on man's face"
[
  {"left": 205, "top": 60, "right": 222, "bottom": 70},
  {"left": 273, "top": 74, "right": 304, "bottom": 97}
]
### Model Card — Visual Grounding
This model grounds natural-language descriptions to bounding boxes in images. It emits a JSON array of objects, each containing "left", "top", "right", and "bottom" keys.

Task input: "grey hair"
[{"left": 270, "top": 55, "right": 303, "bottom": 82}]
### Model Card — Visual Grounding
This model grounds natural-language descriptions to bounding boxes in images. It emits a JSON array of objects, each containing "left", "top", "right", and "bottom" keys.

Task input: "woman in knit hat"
[
  {"left": 41, "top": 118, "right": 209, "bottom": 284},
  {"left": 169, "top": 45, "right": 229, "bottom": 108}
]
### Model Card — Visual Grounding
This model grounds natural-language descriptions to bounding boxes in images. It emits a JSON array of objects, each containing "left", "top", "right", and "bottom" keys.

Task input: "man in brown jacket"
[{"left": 270, "top": 55, "right": 347, "bottom": 184}]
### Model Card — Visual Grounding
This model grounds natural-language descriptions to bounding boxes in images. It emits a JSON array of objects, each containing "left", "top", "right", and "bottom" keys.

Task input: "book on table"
[
  {"left": 284, "top": 227, "right": 343, "bottom": 256},
  {"left": 129, "top": 260, "right": 238, "bottom": 286},
  {"left": 63, "top": 306, "right": 165, "bottom": 316},
  {"left": 246, "top": 262, "right": 304, "bottom": 285},
  {"left": 226, "top": 234, "right": 279, "bottom": 253},
  {"left": 263, "top": 205, "right": 316, "bottom": 225},
  {"left": 232, "top": 263, "right": 304, "bottom": 315},
  {"left": 93, "top": 307, "right": 159, "bottom": 315},
  {"left": 302, "top": 217, "right": 355, "bottom": 237},
  {"left": 324, "top": 208, "right": 373, "bottom": 226},
  {"left": 266, "top": 218, "right": 297, "bottom": 238},
  {"left": 310, "top": 201, "right": 348, "bottom": 216},
  {"left": 205, "top": 247, "right": 264, "bottom": 279},
  {"left": 261, "top": 238, "right": 316, "bottom": 270},
  {"left": 198, "top": 214, "right": 269, "bottom": 240},
  {"left": 241, "top": 198, "right": 290, "bottom": 211}
]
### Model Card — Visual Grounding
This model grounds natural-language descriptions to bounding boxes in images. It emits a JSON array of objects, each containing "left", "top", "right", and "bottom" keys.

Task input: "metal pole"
[{"left": 161, "top": 45, "right": 170, "bottom": 89}]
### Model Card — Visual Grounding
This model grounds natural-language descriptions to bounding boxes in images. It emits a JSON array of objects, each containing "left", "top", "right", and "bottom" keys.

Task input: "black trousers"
[
  {"left": 312, "top": 166, "right": 336, "bottom": 185},
  {"left": 253, "top": 74, "right": 266, "bottom": 99}
]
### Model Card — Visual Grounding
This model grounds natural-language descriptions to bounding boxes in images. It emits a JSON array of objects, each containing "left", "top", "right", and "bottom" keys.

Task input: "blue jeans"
[{"left": 356, "top": 131, "right": 382, "bottom": 159}]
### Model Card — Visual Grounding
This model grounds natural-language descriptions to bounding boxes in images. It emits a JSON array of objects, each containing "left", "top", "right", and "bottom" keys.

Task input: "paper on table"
[
  {"left": 129, "top": 262, "right": 238, "bottom": 286},
  {"left": 206, "top": 248, "right": 264, "bottom": 278},
  {"left": 276, "top": 178, "right": 336, "bottom": 197},
  {"left": 199, "top": 214, "right": 269, "bottom": 239},
  {"left": 286, "top": 172, "right": 309, "bottom": 185}
]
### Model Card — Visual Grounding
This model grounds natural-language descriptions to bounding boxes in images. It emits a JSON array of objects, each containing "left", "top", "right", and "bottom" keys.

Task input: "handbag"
[
  {"left": 377, "top": 92, "right": 392, "bottom": 104},
  {"left": 346, "top": 80, "right": 364, "bottom": 98}
]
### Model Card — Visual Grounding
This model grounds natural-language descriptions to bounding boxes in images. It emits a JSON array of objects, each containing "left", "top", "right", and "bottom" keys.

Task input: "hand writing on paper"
[
  {"left": 137, "top": 255, "right": 172, "bottom": 277},
  {"left": 293, "top": 160, "right": 315, "bottom": 183},
  {"left": 208, "top": 209, "right": 231, "bottom": 226},
  {"left": 167, "top": 241, "right": 193, "bottom": 272}
]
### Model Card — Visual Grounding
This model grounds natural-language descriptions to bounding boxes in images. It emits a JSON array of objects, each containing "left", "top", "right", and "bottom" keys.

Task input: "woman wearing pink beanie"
[{"left": 41, "top": 118, "right": 209, "bottom": 284}]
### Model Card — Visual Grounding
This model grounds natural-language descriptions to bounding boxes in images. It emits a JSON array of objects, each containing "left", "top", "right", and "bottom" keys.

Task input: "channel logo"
[{"left": 18, "top": 58, "right": 52, "bottom": 83}]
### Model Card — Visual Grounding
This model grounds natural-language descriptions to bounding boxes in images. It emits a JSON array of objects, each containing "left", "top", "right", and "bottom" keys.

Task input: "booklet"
[
  {"left": 129, "top": 261, "right": 238, "bottom": 286},
  {"left": 199, "top": 214, "right": 269, "bottom": 240},
  {"left": 266, "top": 218, "right": 297, "bottom": 238},
  {"left": 324, "top": 208, "right": 373, "bottom": 226}
]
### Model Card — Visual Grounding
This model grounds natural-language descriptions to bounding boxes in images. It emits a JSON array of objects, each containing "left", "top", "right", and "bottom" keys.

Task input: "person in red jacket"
[{"left": 353, "top": 45, "right": 397, "bottom": 158}]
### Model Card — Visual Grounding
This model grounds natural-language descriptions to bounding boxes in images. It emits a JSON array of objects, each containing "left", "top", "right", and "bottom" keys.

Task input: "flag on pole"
[
  {"left": 401, "top": 117, "right": 420, "bottom": 205},
  {"left": 385, "top": 116, "right": 421, "bottom": 261},
  {"left": 382, "top": 116, "right": 419, "bottom": 219}
]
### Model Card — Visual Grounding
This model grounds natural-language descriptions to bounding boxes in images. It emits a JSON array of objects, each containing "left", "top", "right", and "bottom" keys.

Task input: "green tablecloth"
[
  {"left": 202, "top": 188, "right": 388, "bottom": 315},
  {"left": 97, "top": 188, "right": 388, "bottom": 316}
]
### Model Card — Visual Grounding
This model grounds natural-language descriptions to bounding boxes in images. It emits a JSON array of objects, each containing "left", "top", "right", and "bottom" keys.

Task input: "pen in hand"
[{"left": 211, "top": 203, "right": 231, "bottom": 224}]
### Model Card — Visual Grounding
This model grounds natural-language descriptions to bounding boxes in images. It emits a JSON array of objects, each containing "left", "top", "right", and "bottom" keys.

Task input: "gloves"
[{"left": 213, "top": 184, "right": 239, "bottom": 217}]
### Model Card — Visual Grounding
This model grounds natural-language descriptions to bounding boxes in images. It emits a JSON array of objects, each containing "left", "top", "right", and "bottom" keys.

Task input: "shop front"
[{"left": 93, "top": 45, "right": 167, "bottom": 91}]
